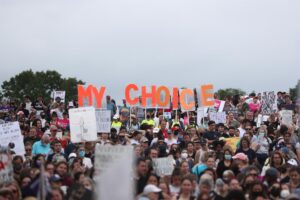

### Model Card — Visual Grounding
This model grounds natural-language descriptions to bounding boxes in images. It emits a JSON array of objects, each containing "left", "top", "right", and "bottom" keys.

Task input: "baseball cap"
[
  {"left": 50, "top": 174, "right": 62, "bottom": 182},
  {"left": 232, "top": 153, "right": 248, "bottom": 161},
  {"left": 68, "top": 153, "right": 77, "bottom": 159},
  {"left": 143, "top": 184, "right": 161, "bottom": 194},
  {"left": 287, "top": 159, "right": 298, "bottom": 166}
]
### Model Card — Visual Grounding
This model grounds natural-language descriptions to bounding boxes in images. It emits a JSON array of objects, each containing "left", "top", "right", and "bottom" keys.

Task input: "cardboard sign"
[
  {"left": 0, "top": 147, "right": 13, "bottom": 185},
  {"left": 280, "top": 110, "right": 293, "bottom": 127},
  {"left": 69, "top": 107, "right": 98, "bottom": 143},
  {"left": 0, "top": 122, "right": 25, "bottom": 156},
  {"left": 53, "top": 91, "right": 66, "bottom": 103},
  {"left": 152, "top": 157, "right": 174, "bottom": 177},
  {"left": 95, "top": 109, "right": 111, "bottom": 133},
  {"left": 209, "top": 111, "right": 226, "bottom": 124},
  {"left": 95, "top": 145, "right": 134, "bottom": 200},
  {"left": 261, "top": 91, "right": 277, "bottom": 115}
]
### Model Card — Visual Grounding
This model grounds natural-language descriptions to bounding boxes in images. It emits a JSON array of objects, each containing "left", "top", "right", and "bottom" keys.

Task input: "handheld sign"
[
  {"left": 69, "top": 107, "right": 97, "bottom": 143},
  {"left": 152, "top": 157, "right": 174, "bottom": 177},
  {"left": 0, "top": 122, "right": 25, "bottom": 156},
  {"left": 95, "top": 109, "right": 111, "bottom": 133}
]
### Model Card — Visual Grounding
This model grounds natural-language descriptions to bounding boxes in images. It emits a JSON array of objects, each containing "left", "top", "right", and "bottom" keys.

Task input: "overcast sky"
[{"left": 0, "top": 0, "right": 299, "bottom": 101}]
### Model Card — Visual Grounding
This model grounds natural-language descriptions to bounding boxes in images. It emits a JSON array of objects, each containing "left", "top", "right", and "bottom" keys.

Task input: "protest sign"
[
  {"left": 163, "top": 112, "right": 172, "bottom": 120},
  {"left": 197, "top": 107, "right": 206, "bottom": 126},
  {"left": 214, "top": 100, "right": 225, "bottom": 112},
  {"left": 0, "top": 147, "right": 13, "bottom": 185},
  {"left": 0, "top": 122, "right": 25, "bottom": 155},
  {"left": 95, "top": 109, "right": 111, "bottom": 133},
  {"left": 280, "top": 110, "right": 293, "bottom": 127},
  {"left": 95, "top": 145, "right": 134, "bottom": 200},
  {"left": 78, "top": 85, "right": 106, "bottom": 108},
  {"left": 152, "top": 157, "right": 174, "bottom": 177},
  {"left": 224, "top": 137, "right": 240, "bottom": 152},
  {"left": 136, "top": 107, "right": 145, "bottom": 120},
  {"left": 53, "top": 91, "right": 66, "bottom": 103},
  {"left": 209, "top": 112, "right": 226, "bottom": 124},
  {"left": 180, "top": 89, "right": 195, "bottom": 112},
  {"left": 261, "top": 91, "right": 277, "bottom": 115},
  {"left": 69, "top": 107, "right": 97, "bottom": 143}
]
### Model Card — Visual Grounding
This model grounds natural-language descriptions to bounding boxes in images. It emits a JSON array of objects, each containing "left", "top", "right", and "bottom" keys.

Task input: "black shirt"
[{"left": 203, "top": 131, "right": 220, "bottom": 141}]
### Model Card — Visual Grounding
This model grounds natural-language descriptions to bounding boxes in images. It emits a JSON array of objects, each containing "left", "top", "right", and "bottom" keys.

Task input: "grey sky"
[{"left": 0, "top": 0, "right": 299, "bottom": 101}]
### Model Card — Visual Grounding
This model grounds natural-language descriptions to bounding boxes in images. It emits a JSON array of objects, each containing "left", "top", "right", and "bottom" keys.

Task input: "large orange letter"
[
  {"left": 91, "top": 86, "right": 106, "bottom": 108},
  {"left": 156, "top": 86, "right": 170, "bottom": 107},
  {"left": 141, "top": 86, "right": 156, "bottom": 107},
  {"left": 180, "top": 89, "right": 195, "bottom": 111},
  {"left": 78, "top": 85, "right": 93, "bottom": 107},
  {"left": 201, "top": 84, "right": 214, "bottom": 107},
  {"left": 125, "top": 84, "right": 139, "bottom": 105},
  {"left": 172, "top": 87, "right": 179, "bottom": 110}
]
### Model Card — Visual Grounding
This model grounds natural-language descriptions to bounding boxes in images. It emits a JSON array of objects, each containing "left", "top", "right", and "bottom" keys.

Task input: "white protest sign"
[
  {"left": 152, "top": 157, "right": 174, "bottom": 177},
  {"left": 209, "top": 111, "right": 227, "bottom": 124},
  {"left": 69, "top": 107, "right": 97, "bottom": 143},
  {"left": 95, "top": 109, "right": 111, "bottom": 133},
  {"left": 95, "top": 145, "right": 134, "bottom": 200},
  {"left": 280, "top": 110, "right": 293, "bottom": 127},
  {"left": 163, "top": 112, "right": 172, "bottom": 120},
  {"left": 197, "top": 107, "right": 206, "bottom": 126},
  {"left": 0, "top": 147, "right": 13, "bottom": 185},
  {"left": 53, "top": 91, "right": 66, "bottom": 103},
  {"left": 0, "top": 122, "right": 25, "bottom": 155}
]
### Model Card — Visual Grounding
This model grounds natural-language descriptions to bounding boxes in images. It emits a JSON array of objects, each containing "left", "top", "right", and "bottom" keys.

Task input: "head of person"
[
  {"left": 149, "top": 148, "right": 158, "bottom": 160},
  {"left": 204, "top": 153, "right": 216, "bottom": 169},
  {"left": 240, "top": 137, "right": 250, "bottom": 150},
  {"left": 270, "top": 151, "right": 284, "bottom": 168},
  {"left": 217, "top": 123, "right": 225, "bottom": 133},
  {"left": 199, "top": 174, "right": 214, "bottom": 195},
  {"left": 229, "top": 178, "right": 242, "bottom": 191},
  {"left": 55, "top": 161, "right": 68, "bottom": 178},
  {"left": 180, "top": 176, "right": 194, "bottom": 196},
  {"left": 143, "top": 184, "right": 161, "bottom": 200},
  {"left": 289, "top": 166, "right": 300, "bottom": 184},
  {"left": 249, "top": 180, "right": 265, "bottom": 199},
  {"left": 170, "top": 170, "right": 182, "bottom": 187},
  {"left": 52, "top": 140, "right": 62, "bottom": 154},
  {"left": 136, "top": 158, "right": 147, "bottom": 177},
  {"left": 147, "top": 173, "right": 160, "bottom": 186},
  {"left": 46, "top": 162, "right": 55, "bottom": 177},
  {"left": 180, "top": 161, "right": 190, "bottom": 176},
  {"left": 245, "top": 111, "right": 254, "bottom": 121},
  {"left": 232, "top": 153, "right": 248, "bottom": 169},
  {"left": 41, "top": 134, "right": 50, "bottom": 145},
  {"left": 222, "top": 170, "right": 235, "bottom": 183},
  {"left": 208, "top": 121, "right": 216, "bottom": 132},
  {"left": 223, "top": 147, "right": 233, "bottom": 162},
  {"left": 82, "top": 177, "right": 94, "bottom": 191}
]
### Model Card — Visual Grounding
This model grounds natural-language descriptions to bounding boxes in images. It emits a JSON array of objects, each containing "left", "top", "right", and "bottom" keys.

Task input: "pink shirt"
[{"left": 249, "top": 102, "right": 261, "bottom": 113}]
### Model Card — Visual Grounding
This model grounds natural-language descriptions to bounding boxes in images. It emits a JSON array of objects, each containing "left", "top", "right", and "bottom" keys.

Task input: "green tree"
[
  {"left": 289, "top": 80, "right": 300, "bottom": 102},
  {"left": 215, "top": 88, "right": 246, "bottom": 100},
  {"left": 1, "top": 69, "right": 84, "bottom": 103}
]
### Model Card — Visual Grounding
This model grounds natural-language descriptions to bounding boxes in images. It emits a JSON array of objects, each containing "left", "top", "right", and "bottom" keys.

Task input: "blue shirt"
[{"left": 32, "top": 141, "right": 51, "bottom": 156}]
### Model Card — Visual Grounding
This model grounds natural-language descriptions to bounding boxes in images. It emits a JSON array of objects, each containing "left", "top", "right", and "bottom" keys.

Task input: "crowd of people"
[{"left": 0, "top": 91, "right": 299, "bottom": 200}]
